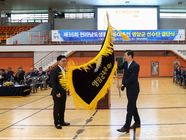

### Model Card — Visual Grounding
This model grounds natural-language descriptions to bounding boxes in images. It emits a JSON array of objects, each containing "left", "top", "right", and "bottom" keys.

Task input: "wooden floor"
[{"left": 0, "top": 78, "right": 186, "bottom": 140}]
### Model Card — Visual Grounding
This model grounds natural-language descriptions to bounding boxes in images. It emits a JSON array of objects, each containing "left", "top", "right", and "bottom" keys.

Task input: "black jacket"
[
  {"left": 118, "top": 61, "right": 140, "bottom": 94},
  {"left": 14, "top": 73, "right": 24, "bottom": 83},
  {"left": 50, "top": 66, "right": 66, "bottom": 96},
  {"left": 0, "top": 73, "right": 8, "bottom": 84}
]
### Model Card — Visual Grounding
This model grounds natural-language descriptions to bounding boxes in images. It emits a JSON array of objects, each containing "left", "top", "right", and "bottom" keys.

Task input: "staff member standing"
[
  {"left": 50, "top": 55, "right": 70, "bottom": 129},
  {"left": 117, "top": 50, "right": 141, "bottom": 133}
]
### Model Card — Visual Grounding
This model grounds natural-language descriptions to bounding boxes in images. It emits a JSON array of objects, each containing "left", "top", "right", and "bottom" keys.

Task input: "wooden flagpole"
[{"left": 115, "top": 70, "right": 121, "bottom": 97}]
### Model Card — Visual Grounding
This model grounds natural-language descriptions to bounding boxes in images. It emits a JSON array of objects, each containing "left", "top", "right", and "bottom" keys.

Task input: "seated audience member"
[
  {"left": 0, "top": 69, "right": 8, "bottom": 85},
  {"left": 47, "top": 66, "right": 52, "bottom": 88},
  {"left": 47, "top": 66, "right": 52, "bottom": 76},
  {"left": 7, "top": 67, "right": 14, "bottom": 80},
  {"left": 173, "top": 57, "right": 180, "bottom": 72},
  {"left": 4, "top": 69, "right": 9, "bottom": 79},
  {"left": 25, "top": 68, "right": 36, "bottom": 79},
  {"left": 179, "top": 66, "right": 185, "bottom": 86},
  {"left": 176, "top": 66, "right": 180, "bottom": 84},
  {"left": 183, "top": 67, "right": 186, "bottom": 86},
  {"left": 25, "top": 68, "right": 36, "bottom": 85},
  {"left": 13, "top": 69, "right": 24, "bottom": 84},
  {"left": 38, "top": 67, "right": 46, "bottom": 76},
  {"left": 5, "top": 69, "right": 8, "bottom": 74},
  {"left": 19, "top": 66, "right": 25, "bottom": 75},
  {"left": 34, "top": 68, "right": 39, "bottom": 76}
]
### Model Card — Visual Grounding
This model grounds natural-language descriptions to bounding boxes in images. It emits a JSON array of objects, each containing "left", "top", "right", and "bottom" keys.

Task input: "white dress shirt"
[
  {"left": 128, "top": 60, "right": 133, "bottom": 69},
  {"left": 58, "top": 65, "right": 65, "bottom": 78}
]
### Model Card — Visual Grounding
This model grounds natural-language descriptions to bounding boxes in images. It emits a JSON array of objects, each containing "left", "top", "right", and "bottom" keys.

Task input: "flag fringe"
[
  {"left": 59, "top": 24, "right": 129, "bottom": 110},
  {"left": 59, "top": 25, "right": 118, "bottom": 109}
]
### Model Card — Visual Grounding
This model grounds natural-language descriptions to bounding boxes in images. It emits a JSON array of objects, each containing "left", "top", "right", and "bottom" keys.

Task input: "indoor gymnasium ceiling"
[{"left": 1, "top": 0, "right": 186, "bottom": 13}]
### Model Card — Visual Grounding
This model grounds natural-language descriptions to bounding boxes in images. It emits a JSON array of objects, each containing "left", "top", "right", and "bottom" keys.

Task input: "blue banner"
[{"left": 52, "top": 29, "right": 185, "bottom": 42}]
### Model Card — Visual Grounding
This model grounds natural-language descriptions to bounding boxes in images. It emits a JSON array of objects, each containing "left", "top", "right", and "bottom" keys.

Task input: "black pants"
[
  {"left": 180, "top": 77, "right": 183, "bottom": 85},
  {"left": 46, "top": 78, "right": 51, "bottom": 87},
  {"left": 124, "top": 92, "right": 140, "bottom": 129},
  {"left": 53, "top": 93, "right": 66, "bottom": 125}
]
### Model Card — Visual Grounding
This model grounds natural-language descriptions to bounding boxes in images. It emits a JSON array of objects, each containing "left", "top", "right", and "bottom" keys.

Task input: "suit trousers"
[
  {"left": 124, "top": 92, "right": 140, "bottom": 129},
  {"left": 53, "top": 93, "right": 66, "bottom": 125},
  {"left": 180, "top": 77, "right": 183, "bottom": 85}
]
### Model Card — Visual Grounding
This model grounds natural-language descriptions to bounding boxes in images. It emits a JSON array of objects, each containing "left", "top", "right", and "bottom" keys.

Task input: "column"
[
  {"left": 0, "top": 10, "right": 1, "bottom": 26},
  {"left": 48, "top": 9, "right": 55, "bottom": 30}
]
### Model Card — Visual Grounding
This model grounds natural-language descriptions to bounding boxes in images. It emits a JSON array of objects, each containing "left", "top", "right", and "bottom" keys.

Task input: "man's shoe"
[
  {"left": 55, "top": 124, "right": 62, "bottom": 129},
  {"left": 61, "top": 122, "right": 70, "bottom": 126},
  {"left": 130, "top": 123, "right": 140, "bottom": 129},
  {"left": 117, "top": 126, "right": 129, "bottom": 133}
]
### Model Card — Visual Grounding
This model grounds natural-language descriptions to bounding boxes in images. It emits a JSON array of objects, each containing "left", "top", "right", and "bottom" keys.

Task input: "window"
[
  {"left": 160, "top": 13, "right": 186, "bottom": 18},
  {"left": 11, "top": 13, "right": 48, "bottom": 23},
  {"left": 64, "top": 13, "right": 94, "bottom": 19}
]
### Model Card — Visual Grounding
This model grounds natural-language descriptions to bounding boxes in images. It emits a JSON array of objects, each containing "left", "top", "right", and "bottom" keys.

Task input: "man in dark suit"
[
  {"left": 50, "top": 55, "right": 70, "bottom": 129},
  {"left": 13, "top": 68, "right": 24, "bottom": 84},
  {"left": 19, "top": 66, "right": 25, "bottom": 75},
  {"left": 34, "top": 68, "right": 39, "bottom": 76},
  {"left": 0, "top": 69, "right": 8, "bottom": 85},
  {"left": 46, "top": 66, "right": 52, "bottom": 88},
  {"left": 25, "top": 68, "right": 36, "bottom": 85},
  {"left": 179, "top": 66, "right": 185, "bottom": 86},
  {"left": 25, "top": 68, "right": 36, "bottom": 79},
  {"left": 184, "top": 67, "right": 186, "bottom": 87},
  {"left": 38, "top": 67, "right": 46, "bottom": 76},
  {"left": 7, "top": 67, "right": 14, "bottom": 80},
  {"left": 117, "top": 50, "right": 141, "bottom": 133}
]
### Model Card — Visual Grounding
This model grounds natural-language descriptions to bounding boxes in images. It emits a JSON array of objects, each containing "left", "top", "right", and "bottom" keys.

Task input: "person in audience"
[
  {"left": 46, "top": 66, "right": 52, "bottom": 88},
  {"left": 176, "top": 66, "right": 180, "bottom": 84},
  {"left": 5, "top": 69, "right": 8, "bottom": 74},
  {"left": 47, "top": 66, "right": 53, "bottom": 76},
  {"left": 173, "top": 57, "right": 180, "bottom": 72},
  {"left": 34, "top": 68, "right": 39, "bottom": 76},
  {"left": 0, "top": 69, "right": 8, "bottom": 85},
  {"left": 38, "top": 67, "right": 46, "bottom": 76},
  {"left": 19, "top": 66, "right": 25, "bottom": 75},
  {"left": 4, "top": 69, "right": 10, "bottom": 81},
  {"left": 184, "top": 67, "right": 186, "bottom": 87},
  {"left": 25, "top": 68, "right": 36, "bottom": 79},
  {"left": 179, "top": 66, "right": 185, "bottom": 86},
  {"left": 25, "top": 68, "right": 36, "bottom": 85},
  {"left": 7, "top": 67, "right": 14, "bottom": 80},
  {"left": 13, "top": 68, "right": 24, "bottom": 84}
]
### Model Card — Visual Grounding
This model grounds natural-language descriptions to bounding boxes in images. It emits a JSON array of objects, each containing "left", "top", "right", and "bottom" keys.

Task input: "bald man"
[{"left": 26, "top": 68, "right": 36, "bottom": 79}]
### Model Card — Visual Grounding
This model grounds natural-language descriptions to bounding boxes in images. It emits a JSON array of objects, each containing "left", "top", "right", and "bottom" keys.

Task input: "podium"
[{"left": 97, "top": 90, "right": 110, "bottom": 109}]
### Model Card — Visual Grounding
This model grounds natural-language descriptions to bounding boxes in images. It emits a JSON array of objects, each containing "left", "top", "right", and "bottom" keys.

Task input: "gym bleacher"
[{"left": 0, "top": 25, "right": 36, "bottom": 44}]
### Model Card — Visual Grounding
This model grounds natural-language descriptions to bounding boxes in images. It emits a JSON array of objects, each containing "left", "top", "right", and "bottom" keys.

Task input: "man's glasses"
[{"left": 61, "top": 60, "right": 67, "bottom": 62}]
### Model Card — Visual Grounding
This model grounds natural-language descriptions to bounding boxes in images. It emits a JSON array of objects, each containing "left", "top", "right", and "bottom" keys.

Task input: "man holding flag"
[
  {"left": 117, "top": 50, "right": 141, "bottom": 133},
  {"left": 50, "top": 55, "right": 70, "bottom": 129}
]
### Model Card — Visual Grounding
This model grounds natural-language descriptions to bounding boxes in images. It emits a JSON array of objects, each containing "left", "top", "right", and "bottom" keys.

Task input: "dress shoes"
[
  {"left": 117, "top": 126, "right": 129, "bottom": 133},
  {"left": 130, "top": 123, "right": 141, "bottom": 129},
  {"left": 55, "top": 124, "right": 62, "bottom": 129},
  {"left": 61, "top": 122, "right": 70, "bottom": 126}
]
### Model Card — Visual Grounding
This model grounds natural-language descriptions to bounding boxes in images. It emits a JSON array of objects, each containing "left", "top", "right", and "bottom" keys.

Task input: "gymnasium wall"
[
  {"left": 67, "top": 51, "right": 186, "bottom": 77},
  {"left": 54, "top": 18, "right": 186, "bottom": 30},
  {"left": 0, "top": 52, "right": 34, "bottom": 73},
  {"left": 54, "top": 18, "right": 96, "bottom": 30},
  {"left": 159, "top": 18, "right": 186, "bottom": 30}
]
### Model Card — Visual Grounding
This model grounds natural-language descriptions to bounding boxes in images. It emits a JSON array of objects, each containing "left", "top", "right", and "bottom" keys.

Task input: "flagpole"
[{"left": 115, "top": 70, "right": 121, "bottom": 97}]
